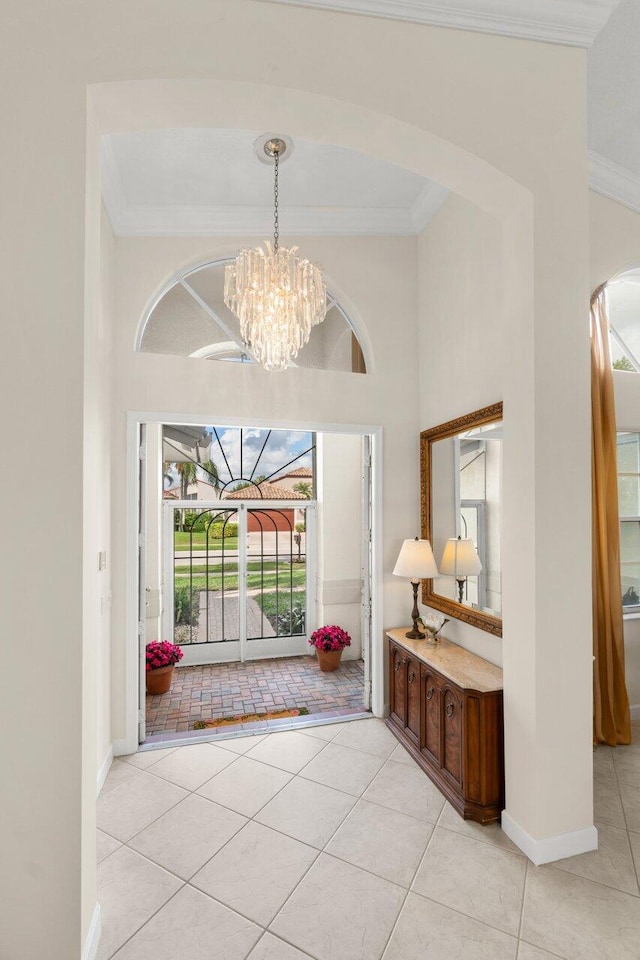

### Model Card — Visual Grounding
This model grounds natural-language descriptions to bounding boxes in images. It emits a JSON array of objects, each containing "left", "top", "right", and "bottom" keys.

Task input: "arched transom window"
[{"left": 137, "top": 258, "right": 367, "bottom": 373}]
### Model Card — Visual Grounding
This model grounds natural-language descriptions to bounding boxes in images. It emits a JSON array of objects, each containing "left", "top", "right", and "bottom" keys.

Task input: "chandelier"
[{"left": 224, "top": 136, "right": 328, "bottom": 372}]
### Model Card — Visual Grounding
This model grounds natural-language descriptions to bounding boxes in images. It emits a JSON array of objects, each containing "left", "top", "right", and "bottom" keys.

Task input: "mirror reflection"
[
  {"left": 431, "top": 420, "right": 502, "bottom": 617},
  {"left": 421, "top": 402, "right": 502, "bottom": 636}
]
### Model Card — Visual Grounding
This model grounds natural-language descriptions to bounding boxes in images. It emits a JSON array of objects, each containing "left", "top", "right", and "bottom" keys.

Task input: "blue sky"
[{"left": 206, "top": 426, "right": 313, "bottom": 486}]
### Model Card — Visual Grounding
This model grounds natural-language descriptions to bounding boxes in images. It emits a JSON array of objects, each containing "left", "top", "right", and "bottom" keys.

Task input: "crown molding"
[
  {"left": 589, "top": 151, "right": 640, "bottom": 215},
  {"left": 101, "top": 137, "right": 449, "bottom": 237},
  {"left": 257, "top": 0, "right": 620, "bottom": 47},
  {"left": 411, "top": 181, "right": 449, "bottom": 232}
]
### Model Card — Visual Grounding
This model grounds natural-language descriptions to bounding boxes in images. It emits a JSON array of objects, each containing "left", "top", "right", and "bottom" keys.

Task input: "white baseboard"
[
  {"left": 501, "top": 811, "right": 598, "bottom": 865},
  {"left": 113, "top": 737, "right": 135, "bottom": 758},
  {"left": 82, "top": 903, "right": 101, "bottom": 960},
  {"left": 630, "top": 704, "right": 640, "bottom": 722},
  {"left": 96, "top": 746, "right": 114, "bottom": 795}
]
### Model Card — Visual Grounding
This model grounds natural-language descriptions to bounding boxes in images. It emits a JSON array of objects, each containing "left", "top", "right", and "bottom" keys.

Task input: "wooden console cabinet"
[{"left": 386, "top": 629, "right": 504, "bottom": 824}]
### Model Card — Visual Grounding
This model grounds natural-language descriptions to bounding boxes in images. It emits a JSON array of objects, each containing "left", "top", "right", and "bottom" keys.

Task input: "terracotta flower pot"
[
  {"left": 146, "top": 664, "right": 175, "bottom": 695},
  {"left": 316, "top": 648, "right": 343, "bottom": 672}
]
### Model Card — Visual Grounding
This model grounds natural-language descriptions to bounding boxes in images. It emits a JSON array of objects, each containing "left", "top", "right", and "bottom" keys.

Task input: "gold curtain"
[{"left": 592, "top": 284, "right": 631, "bottom": 745}]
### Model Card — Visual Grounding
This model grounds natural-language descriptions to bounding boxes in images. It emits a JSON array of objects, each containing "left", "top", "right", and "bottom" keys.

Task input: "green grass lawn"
[
  {"left": 256, "top": 589, "right": 306, "bottom": 616},
  {"left": 255, "top": 589, "right": 307, "bottom": 635},
  {"left": 174, "top": 564, "right": 306, "bottom": 593},
  {"left": 174, "top": 532, "right": 238, "bottom": 552},
  {"left": 174, "top": 560, "right": 305, "bottom": 575}
]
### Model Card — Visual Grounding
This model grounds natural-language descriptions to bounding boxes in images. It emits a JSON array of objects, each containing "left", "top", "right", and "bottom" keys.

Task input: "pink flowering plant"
[
  {"left": 309, "top": 625, "right": 351, "bottom": 653},
  {"left": 145, "top": 640, "right": 184, "bottom": 672}
]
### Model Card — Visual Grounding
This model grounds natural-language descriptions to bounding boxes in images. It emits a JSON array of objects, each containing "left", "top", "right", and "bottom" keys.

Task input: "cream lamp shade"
[
  {"left": 393, "top": 537, "right": 438, "bottom": 639},
  {"left": 439, "top": 537, "right": 482, "bottom": 577},
  {"left": 393, "top": 538, "right": 439, "bottom": 582}
]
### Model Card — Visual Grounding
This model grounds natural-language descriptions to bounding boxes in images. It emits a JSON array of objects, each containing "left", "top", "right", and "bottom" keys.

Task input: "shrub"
[
  {"left": 174, "top": 583, "right": 200, "bottom": 625},
  {"left": 208, "top": 521, "right": 238, "bottom": 540},
  {"left": 277, "top": 602, "right": 306, "bottom": 636}
]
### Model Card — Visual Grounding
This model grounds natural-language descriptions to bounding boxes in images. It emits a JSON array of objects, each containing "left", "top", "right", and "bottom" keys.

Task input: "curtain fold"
[{"left": 591, "top": 285, "right": 631, "bottom": 746}]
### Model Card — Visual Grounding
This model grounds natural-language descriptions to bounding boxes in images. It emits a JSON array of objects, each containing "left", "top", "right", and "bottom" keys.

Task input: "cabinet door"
[
  {"left": 405, "top": 655, "right": 421, "bottom": 745},
  {"left": 389, "top": 643, "right": 407, "bottom": 729},
  {"left": 442, "top": 685, "right": 463, "bottom": 787},
  {"left": 421, "top": 669, "right": 441, "bottom": 766}
]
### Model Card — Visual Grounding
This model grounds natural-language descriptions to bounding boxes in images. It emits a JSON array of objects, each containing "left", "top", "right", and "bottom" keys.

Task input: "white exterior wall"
[
  {"left": 0, "top": 3, "right": 594, "bottom": 954},
  {"left": 317, "top": 433, "right": 364, "bottom": 659}
]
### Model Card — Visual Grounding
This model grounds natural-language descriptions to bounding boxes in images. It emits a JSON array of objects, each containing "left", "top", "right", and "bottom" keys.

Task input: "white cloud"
[{"left": 209, "top": 427, "right": 313, "bottom": 487}]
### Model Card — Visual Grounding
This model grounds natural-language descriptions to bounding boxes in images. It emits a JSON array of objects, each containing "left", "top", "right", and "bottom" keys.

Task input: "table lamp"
[
  {"left": 393, "top": 537, "right": 439, "bottom": 639},
  {"left": 439, "top": 535, "right": 482, "bottom": 603}
]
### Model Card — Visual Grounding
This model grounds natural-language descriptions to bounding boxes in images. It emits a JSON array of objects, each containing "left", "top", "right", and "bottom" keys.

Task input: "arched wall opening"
[{"left": 86, "top": 74, "right": 593, "bottom": 866}]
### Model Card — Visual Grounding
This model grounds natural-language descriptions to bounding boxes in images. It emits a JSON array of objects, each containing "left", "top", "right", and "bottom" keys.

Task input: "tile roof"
[
  {"left": 223, "top": 482, "right": 307, "bottom": 501},
  {"left": 271, "top": 467, "right": 313, "bottom": 480}
]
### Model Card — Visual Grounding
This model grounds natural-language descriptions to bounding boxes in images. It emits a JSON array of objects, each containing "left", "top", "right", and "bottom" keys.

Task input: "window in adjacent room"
[
  {"left": 617, "top": 431, "right": 640, "bottom": 611},
  {"left": 608, "top": 270, "right": 640, "bottom": 372}
]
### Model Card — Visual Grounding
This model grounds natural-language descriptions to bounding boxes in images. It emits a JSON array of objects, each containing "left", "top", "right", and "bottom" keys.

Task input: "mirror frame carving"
[{"left": 420, "top": 402, "right": 503, "bottom": 637}]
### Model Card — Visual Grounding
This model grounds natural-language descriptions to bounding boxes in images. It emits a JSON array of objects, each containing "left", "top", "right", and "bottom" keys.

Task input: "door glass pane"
[
  {"left": 621, "top": 520, "right": 640, "bottom": 607},
  {"left": 618, "top": 476, "right": 640, "bottom": 517},
  {"left": 617, "top": 433, "right": 640, "bottom": 474},
  {"left": 247, "top": 508, "right": 307, "bottom": 641},
  {"left": 173, "top": 507, "right": 239, "bottom": 644},
  {"left": 460, "top": 504, "right": 479, "bottom": 606},
  {"left": 459, "top": 441, "right": 486, "bottom": 500}
]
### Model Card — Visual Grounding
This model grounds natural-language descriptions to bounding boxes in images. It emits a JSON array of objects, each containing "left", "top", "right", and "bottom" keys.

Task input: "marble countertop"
[{"left": 386, "top": 628, "right": 503, "bottom": 693}]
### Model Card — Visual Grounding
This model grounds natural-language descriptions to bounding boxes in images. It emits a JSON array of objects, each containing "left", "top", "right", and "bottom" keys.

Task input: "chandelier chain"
[{"left": 273, "top": 147, "right": 279, "bottom": 253}]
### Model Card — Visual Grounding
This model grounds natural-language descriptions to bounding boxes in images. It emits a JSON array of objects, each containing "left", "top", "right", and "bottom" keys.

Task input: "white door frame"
[
  {"left": 121, "top": 410, "right": 383, "bottom": 754},
  {"left": 162, "top": 499, "right": 317, "bottom": 665}
]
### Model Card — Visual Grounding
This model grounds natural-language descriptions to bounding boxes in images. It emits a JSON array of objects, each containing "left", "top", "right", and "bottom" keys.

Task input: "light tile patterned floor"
[
  {"left": 146, "top": 657, "right": 365, "bottom": 736},
  {"left": 97, "top": 718, "right": 640, "bottom": 960}
]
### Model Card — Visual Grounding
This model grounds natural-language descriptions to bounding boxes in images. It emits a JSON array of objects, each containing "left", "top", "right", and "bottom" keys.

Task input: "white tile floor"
[{"left": 97, "top": 718, "right": 640, "bottom": 960}]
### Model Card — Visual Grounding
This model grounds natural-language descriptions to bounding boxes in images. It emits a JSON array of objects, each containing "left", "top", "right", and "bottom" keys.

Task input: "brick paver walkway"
[
  {"left": 194, "top": 593, "right": 276, "bottom": 643},
  {"left": 146, "top": 656, "right": 365, "bottom": 736}
]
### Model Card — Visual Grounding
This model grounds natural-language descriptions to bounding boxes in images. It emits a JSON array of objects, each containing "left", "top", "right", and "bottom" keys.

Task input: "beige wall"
[
  {"left": 0, "top": 2, "right": 595, "bottom": 954},
  {"left": 590, "top": 192, "right": 640, "bottom": 713},
  {"left": 418, "top": 178, "right": 594, "bottom": 848},
  {"left": 418, "top": 197, "right": 505, "bottom": 665},
  {"left": 95, "top": 209, "right": 115, "bottom": 773}
]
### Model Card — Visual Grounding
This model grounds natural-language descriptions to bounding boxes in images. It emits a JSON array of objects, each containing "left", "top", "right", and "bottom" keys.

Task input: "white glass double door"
[{"left": 162, "top": 501, "right": 316, "bottom": 665}]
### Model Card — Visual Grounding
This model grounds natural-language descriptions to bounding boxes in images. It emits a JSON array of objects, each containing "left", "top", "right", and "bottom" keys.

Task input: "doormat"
[{"left": 193, "top": 707, "right": 310, "bottom": 729}]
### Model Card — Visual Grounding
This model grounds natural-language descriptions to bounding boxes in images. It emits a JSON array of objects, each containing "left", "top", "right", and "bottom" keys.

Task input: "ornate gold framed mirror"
[{"left": 420, "top": 402, "right": 503, "bottom": 637}]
